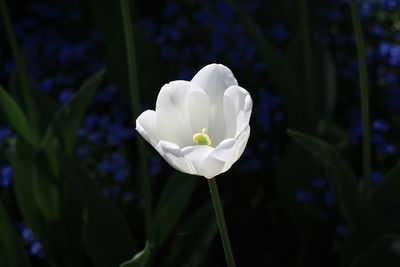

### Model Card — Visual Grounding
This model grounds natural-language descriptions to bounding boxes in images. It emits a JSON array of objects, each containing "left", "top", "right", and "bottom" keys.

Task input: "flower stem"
[
  {"left": 208, "top": 179, "right": 237, "bottom": 267},
  {"left": 120, "top": 0, "right": 152, "bottom": 236},
  {"left": 349, "top": 0, "right": 371, "bottom": 192}
]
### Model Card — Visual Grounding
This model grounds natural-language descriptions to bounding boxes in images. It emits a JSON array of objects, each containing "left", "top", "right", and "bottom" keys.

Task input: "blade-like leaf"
[
  {"left": 162, "top": 203, "right": 217, "bottom": 267},
  {"left": 152, "top": 172, "right": 198, "bottom": 247},
  {"left": 0, "top": 200, "right": 32, "bottom": 267},
  {"left": 119, "top": 242, "right": 151, "bottom": 267},
  {"left": 351, "top": 235, "right": 400, "bottom": 267},
  {"left": 287, "top": 129, "right": 362, "bottom": 232},
  {"left": 0, "top": 84, "right": 37, "bottom": 147},
  {"left": 54, "top": 68, "right": 105, "bottom": 156},
  {"left": 33, "top": 152, "right": 60, "bottom": 222},
  {"left": 370, "top": 164, "right": 400, "bottom": 235},
  {"left": 11, "top": 140, "right": 57, "bottom": 259},
  {"left": 60, "top": 157, "right": 136, "bottom": 267},
  {"left": 34, "top": 92, "right": 60, "bottom": 134}
]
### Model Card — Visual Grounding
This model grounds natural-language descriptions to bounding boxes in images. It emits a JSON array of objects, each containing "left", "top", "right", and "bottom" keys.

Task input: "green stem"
[
  {"left": 349, "top": 0, "right": 371, "bottom": 192},
  {"left": 208, "top": 179, "right": 237, "bottom": 267},
  {"left": 120, "top": 0, "right": 152, "bottom": 236},
  {"left": 0, "top": 0, "right": 39, "bottom": 142}
]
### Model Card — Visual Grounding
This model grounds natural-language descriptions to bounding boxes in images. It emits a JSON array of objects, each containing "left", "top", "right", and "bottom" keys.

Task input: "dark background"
[{"left": 1, "top": 0, "right": 400, "bottom": 266}]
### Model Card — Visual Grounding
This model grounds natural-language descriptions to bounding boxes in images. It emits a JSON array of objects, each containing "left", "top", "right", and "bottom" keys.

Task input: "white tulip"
[{"left": 135, "top": 63, "right": 252, "bottom": 179}]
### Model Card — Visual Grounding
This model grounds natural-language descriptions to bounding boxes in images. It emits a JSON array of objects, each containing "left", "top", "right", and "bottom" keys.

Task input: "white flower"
[{"left": 135, "top": 63, "right": 252, "bottom": 179}]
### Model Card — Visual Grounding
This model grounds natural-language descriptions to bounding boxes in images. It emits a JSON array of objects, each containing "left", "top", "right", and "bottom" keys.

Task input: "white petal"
[
  {"left": 198, "top": 125, "right": 251, "bottom": 179},
  {"left": 223, "top": 85, "right": 252, "bottom": 137},
  {"left": 156, "top": 81, "right": 210, "bottom": 147},
  {"left": 191, "top": 63, "right": 238, "bottom": 144},
  {"left": 222, "top": 125, "right": 251, "bottom": 172},
  {"left": 191, "top": 63, "right": 238, "bottom": 101},
  {"left": 182, "top": 145, "right": 213, "bottom": 173},
  {"left": 159, "top": 141, "right": 196, "bottom": 175},
  {"left": 186, "top": 89, "right": 211, "bottom": 135},
  {"left": 198, "top": 155, "right": 226, "bottom": 179},
  {"left": 135, "top": 110, "right": 160, "bottom": 149}
]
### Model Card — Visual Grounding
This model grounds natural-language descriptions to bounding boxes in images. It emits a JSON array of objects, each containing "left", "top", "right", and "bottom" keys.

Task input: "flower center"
[{"left": 193, "top": 128, "right": 212, "bottom": 146}]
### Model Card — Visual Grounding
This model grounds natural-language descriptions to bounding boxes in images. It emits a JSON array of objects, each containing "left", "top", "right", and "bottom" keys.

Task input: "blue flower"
[
  {"left": 163, "top": 1, "right": 180, "bottom": 18},
  {"left": 58, "top": 89, "right": 75, "bottom": 104},
  {"left": 311, "top": 177, "right": 326, "bottom": 189},
  {"left": 0, "top": 165, "right": 12, "bottom": 187},
  {"left": 371, "top": 171, "right": 384, "bottom": 184},
  {"left": 40, "top": 78, "right": 52, "bottom": 92},
  {"left": 21, "top": 227, "right": 34, "bottom": 242},
  {"left": 267, "top": 22, "right": 291, "bottom": 42},
  {"left": 378, "top": 41, "right": 391, "bottom": 57},
  {"left": 29, "top": 241, "right": 44, "bottom": 257},
  {"left": 295, "top": 189, "right": 314, "bottom": 203},
  {"left": 114, "top": 169, "right": 129, "bottom": 182},
  {"left": 372, "top": 119, "right": 389, "bottom": 132},
  {"left": 388, "top": 88, "right": 400, "bottom": 110},
  {"left": 389, "top": 45, "right": 400, "bottom": 66},
  {"left": 150, "top": 156, "right": 163, "bottom": 175},
  {"left": 77, "top": 146, "right": 90, "bottom": 157},
  {"left": 0, "top": 127, "right": 11, "bottom": 142},
  {"left": 324, "top": 190, "right": 335, "bottom": 207},
  {"left": 336, "top": 223, "right": 348, "bottom": 237}
]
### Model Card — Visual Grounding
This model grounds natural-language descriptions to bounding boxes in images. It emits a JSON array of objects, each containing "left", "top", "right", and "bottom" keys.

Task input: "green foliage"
[
  {"left": 287, "top": 129, "right": 362, "bottom": 233},
  {"left": 119, "top": 242, "right": 151, "bottom": 267},
  {"left": 370, "top": 165, "right": 400, "bottom": 236},
  {"left": 53, "top": 69, "right": 106, "bottom": 156},
  {"left": 161, "top": 203, "right": 218, "bottom": 267},
  {"left": 33, "top": 152, "right": 60, "bottom": 222},
  {"left": 152, "top": 173, "right": 199, "bottom": 246},
  {"left": 350, "top": 235, "right": 400, "bottom": 267},
  {"left": 0, "top": 84, "right": 37, "bottom": 148},
  {"left": 0, "top": 200, "right": 32, "bottom": 267},
  {"left": 69, "top": 158, "right": 137, "bottom": 267}
]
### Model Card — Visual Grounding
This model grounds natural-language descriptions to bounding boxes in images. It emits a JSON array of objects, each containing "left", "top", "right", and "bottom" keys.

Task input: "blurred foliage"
[{"left": 1, "top": 0, "right": 400, "bottom": 266}]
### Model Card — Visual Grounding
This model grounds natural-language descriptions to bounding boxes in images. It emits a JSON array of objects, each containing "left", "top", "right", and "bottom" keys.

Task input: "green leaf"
[
  {"left": 0, "top": 200, "right": 32, "bottom": 267},
  {"left": 152, "top": 172, "right": 199, "bottom": 246},
  {"left": 34, "top": 92, "right": 60, "bottom": 135},
  {"left": 119, "top": 242, "right": 151, "bottom": 267},
  {"left": 11, "top": 140, "right": 57, "bottom": 258},
  {"left": 287, "top": 129, "right": 362, "bottom": 232},
  {"left": 284, "top": 35, "right": 337, "bottom": 130},
  {"left": 351, "top": 235, "right": 400, "bottom": 267},
  {"left": 161, "top": 203, "right": 217, "bottom": 267},
  {"left": 60, "top": 157, "right": 136, "bottom": 267},
  {"left": 0, "top": 84, "right": 37, "bottom": 147},
  {"left": 370, "top": 164, "right": 400, "bottom": 235},
  {"left": 9, "top": 70, "right": 60, "bottom": 136},
  {"left": 53, "top": 68, "right": 105, "bottom": 156},
  {"left": 33, "top": 151, "right": 60, "bottom": 222},
  {"left": 275, "top": 143, "right": 323, "bottom": 266},
  {"left": 339, "top": 230, "right": 366, "bottom": 267},
  {"left": 40, "top": 126, "right": 60, "bottom": 178}
]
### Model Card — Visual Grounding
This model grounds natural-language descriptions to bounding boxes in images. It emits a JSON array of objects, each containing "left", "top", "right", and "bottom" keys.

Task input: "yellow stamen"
[{"left": 193, "top": 128, "right": 212, "bottom": 146}]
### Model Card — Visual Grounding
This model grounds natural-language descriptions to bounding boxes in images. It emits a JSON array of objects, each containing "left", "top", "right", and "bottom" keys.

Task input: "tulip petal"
[
  {"left": 222, "top": 125, "right": 251, "bottom": 172},
  {"left": 182, "top": 145, "right": 214, "bottom": 173},
  {"left": 156, "top": 81, "right": 209, "bottom": 147},
  {"left": 223, "top": 85, "right": 252, "bottom": 138},
  {"left": 191, "top": 63, "right": 238, "bottom": 101},
  {"left": 191, "top": 64, "right": 238, "bottom": 145},
  {"left": 159, "top": 141, "right": 196, "bottom": 175},
  {"left": 186, "top": 89, "right": 211, "bottom": 135},
  {"left": 136, "top": 110, "right": 160, "bottom": 148},
  {"left": 198, "top": 155, "right": 226, "bottom": 179},
  {"left": 198, "top": 125, "right": 251, "bottom": 178}
]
